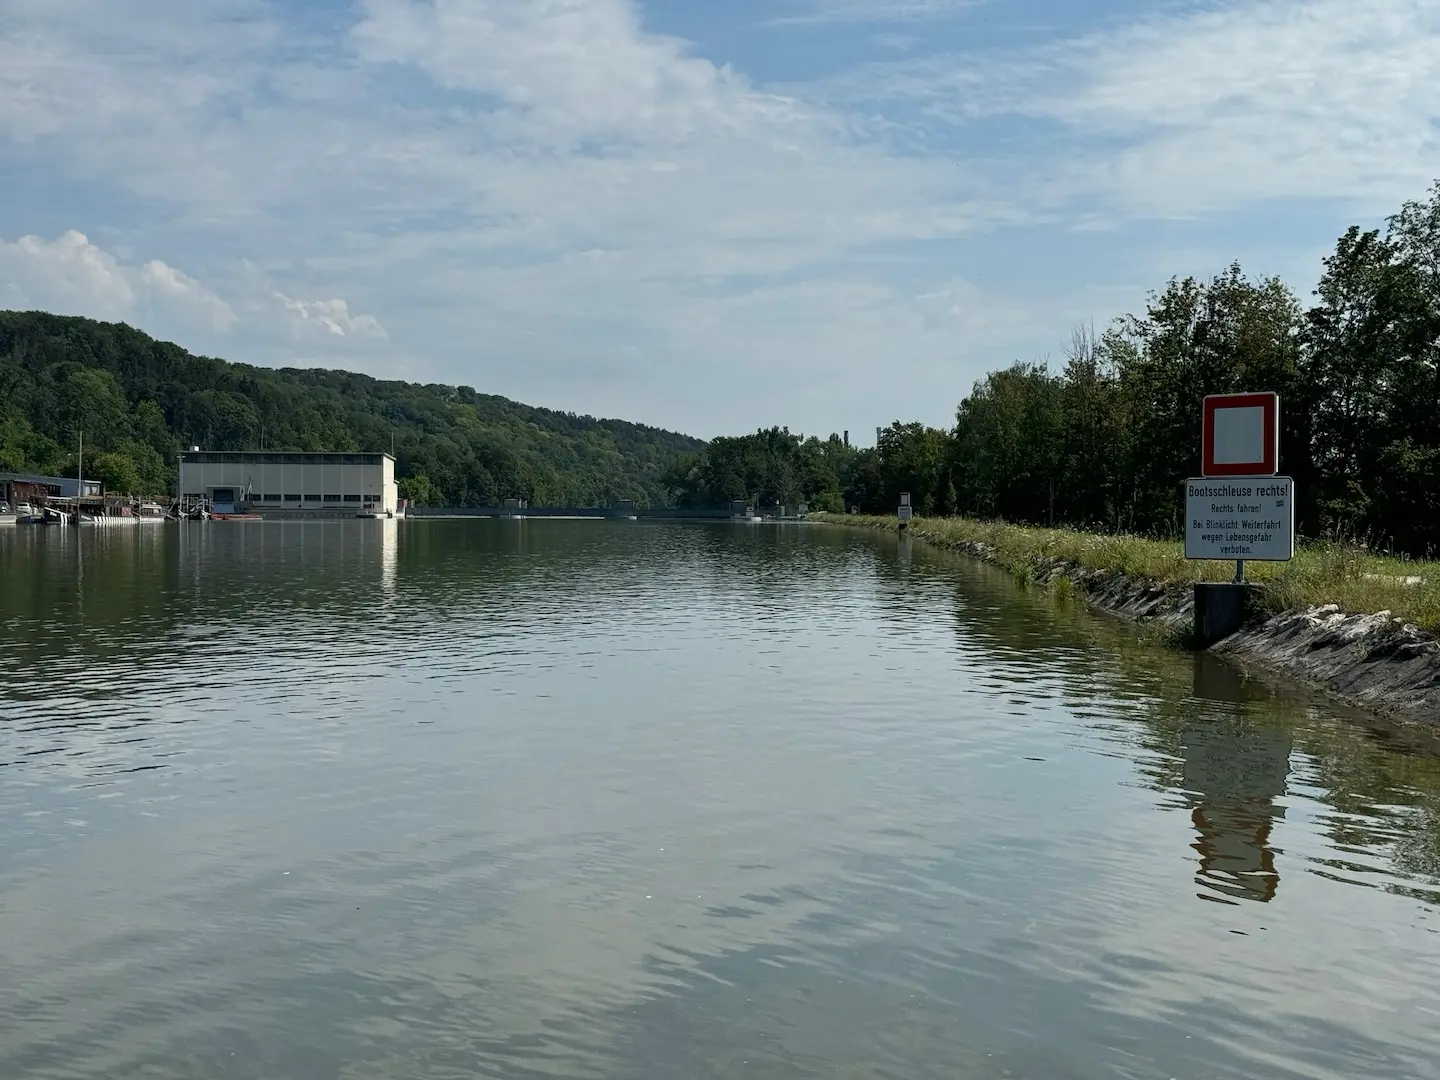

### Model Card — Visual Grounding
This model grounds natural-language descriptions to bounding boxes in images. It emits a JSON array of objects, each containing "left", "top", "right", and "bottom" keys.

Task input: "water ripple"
[{"left": 1, "top": 520, "right": 1439, "bottom": 1078}]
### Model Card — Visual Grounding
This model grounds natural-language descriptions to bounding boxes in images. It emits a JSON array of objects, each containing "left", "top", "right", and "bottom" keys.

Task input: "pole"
[
  {"left": 1234, "top": 559, "right": 1245, "bottom": 584},
  {"left": 76, "top": 431, "right": 83, "bottom": 527}
]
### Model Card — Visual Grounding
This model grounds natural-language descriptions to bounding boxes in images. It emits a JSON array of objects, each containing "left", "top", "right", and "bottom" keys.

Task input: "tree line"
[
  {"left": 4, "top": 180, "right": 1437, "bottom": 553},
  {"left": 665, "top": 182, "right": 1440, "bottom": 557},
  {"left": 0, "top": 312, "right": 701, "bottom": 506}
]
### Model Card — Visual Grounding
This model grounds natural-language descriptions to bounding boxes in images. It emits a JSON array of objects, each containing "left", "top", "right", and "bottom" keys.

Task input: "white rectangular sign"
[
  {"left": 897, "top": 505, "right": 912, "bottom": 521},
  {"left": 1184, "top": 476, "right": 1294, "bottom": 561}
]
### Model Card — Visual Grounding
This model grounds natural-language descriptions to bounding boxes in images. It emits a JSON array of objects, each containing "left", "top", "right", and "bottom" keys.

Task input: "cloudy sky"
[{"left": 1, "top": 0, "right": 1436, "bottom": 440}]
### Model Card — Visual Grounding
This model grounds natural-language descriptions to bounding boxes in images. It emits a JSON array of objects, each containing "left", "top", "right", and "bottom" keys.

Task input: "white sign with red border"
[{"left": 1202, "top": 392, "right": 1279, "bottom": 477}]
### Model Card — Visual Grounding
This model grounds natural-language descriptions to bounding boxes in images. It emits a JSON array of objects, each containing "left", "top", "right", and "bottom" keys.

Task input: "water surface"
[{"left": 2, "top": 520, "right": 1439, "bottom": 1079}]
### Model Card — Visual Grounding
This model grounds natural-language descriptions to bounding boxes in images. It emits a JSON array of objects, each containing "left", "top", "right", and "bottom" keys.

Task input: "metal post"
[{"left": 1234, "top": 559, "right": 1245, "bottom": 584}]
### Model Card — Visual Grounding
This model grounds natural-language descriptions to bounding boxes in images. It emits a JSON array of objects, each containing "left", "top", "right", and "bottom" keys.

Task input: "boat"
[
  {"left": 18, "top": 505, "right": 62, "bottom": 525},
  {"left": 136, "top": 501, "right": 168, "bottom": 523},
  {"left": 210, "top": 512, "right": 262, "bottom": 521},
  {"left": 0, "top": 501, "right": 14, "bottom": 527}
]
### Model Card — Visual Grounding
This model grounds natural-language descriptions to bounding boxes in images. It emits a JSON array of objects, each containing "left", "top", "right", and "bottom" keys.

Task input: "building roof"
[
  {"left": 0, "top": 469, "right": 104, "bottom": 495},
  {"left": 0, "top": 471, "right": 103, "bottom": 490},
  {"left": 179, "top": 451, "right": 395, "bottom": 464}
]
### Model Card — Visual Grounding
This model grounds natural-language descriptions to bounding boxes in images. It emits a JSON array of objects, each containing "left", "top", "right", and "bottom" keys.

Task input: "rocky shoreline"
[{"left": 905, "top": 530, "right": 1440, "bottom": 726}]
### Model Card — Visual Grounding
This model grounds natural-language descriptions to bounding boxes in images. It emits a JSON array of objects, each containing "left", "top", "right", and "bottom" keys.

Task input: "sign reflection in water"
[{"left": 1186, "top": 656, "right": 1292, "bottom": 904}]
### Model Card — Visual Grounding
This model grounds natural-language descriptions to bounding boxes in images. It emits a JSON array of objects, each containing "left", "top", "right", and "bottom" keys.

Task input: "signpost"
[
  {"left": 1186, "top": 391, "right": 1289, "bottom": 581},
  {"left": 898, "top": 492, "right": 912, "bottom": 526},
  {"left": 1186, "top": 392, "right": 1293, "bottom": 646}
]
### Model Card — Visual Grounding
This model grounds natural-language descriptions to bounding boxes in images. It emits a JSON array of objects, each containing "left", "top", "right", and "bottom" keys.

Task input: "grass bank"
[{"left": 812, "top": 514, "right": 1440, "bottom": 634}]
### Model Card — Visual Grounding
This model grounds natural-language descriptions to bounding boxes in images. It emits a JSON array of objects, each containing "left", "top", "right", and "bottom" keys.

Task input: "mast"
[{"left": 76, "top": 431, "right": 83, "bottom": 526}]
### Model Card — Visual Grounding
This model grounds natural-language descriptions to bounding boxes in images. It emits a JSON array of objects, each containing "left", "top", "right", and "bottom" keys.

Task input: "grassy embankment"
[{"left": 812, "top": 514, "right": 1440, "bottom": 634}]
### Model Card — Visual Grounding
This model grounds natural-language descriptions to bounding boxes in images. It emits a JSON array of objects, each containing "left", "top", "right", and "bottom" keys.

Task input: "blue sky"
[{"left": 1, "top": 0, "right": 1436, "bottom": 440}]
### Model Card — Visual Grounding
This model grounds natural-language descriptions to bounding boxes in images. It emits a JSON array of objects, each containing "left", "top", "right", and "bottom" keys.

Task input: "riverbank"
[{"left": 813, "top": 514, "right": 1440, "bottom": 725}]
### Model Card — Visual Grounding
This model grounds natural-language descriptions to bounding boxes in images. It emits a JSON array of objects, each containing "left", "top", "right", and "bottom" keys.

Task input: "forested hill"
[{"left": 0, "top": 311, "right": 703, "bottom": 505}]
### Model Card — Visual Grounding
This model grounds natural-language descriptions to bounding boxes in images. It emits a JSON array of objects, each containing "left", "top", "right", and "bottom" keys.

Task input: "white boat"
[
  {"left": 136, "top": 501, "right": 168, "bottom": 523},
  {"left": 0, "top": 501, "right": 14, "bottom": 526},
  {"left": 17, "top": 504, "right": 59, "bottom": 525}
]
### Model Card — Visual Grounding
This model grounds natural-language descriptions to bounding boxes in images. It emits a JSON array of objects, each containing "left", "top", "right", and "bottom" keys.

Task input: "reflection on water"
[
  {"left": 1185, "top": 657, "right": 1291, "bottom": 904},
  {"left": 1, "top": 519, "right": 1439, "bottom": 1080}
]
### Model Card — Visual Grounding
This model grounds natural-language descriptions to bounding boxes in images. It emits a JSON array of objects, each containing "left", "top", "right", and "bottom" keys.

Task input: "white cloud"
[
  {"left": 807, "top": 0, "right": 1440, "bottom": 215},
  {"left": 767, "top": 0, "right": 983, "bottom": 27},
  {"left": 276, "top": 294, "right": 388, "bottom": 340},
  {"left": 1046, "top": 0, "right": 1440, "bottom": 210},
  {"left": 139, "top": 259, "right": 240, "bottom": 331},
  {"left": 0, "top": 230, "right": 238, "bottom": 332},
  {"left": 351, "top": 0, "right": 770, "bottom": 147},
  {"left": 0, "top": 0, "right": 1434, "bottom": 436}
]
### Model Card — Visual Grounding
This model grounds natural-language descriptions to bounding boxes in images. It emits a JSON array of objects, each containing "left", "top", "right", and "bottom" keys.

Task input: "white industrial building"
[{"left": 178, "top": 451, "right": 399, "bottom": 518}]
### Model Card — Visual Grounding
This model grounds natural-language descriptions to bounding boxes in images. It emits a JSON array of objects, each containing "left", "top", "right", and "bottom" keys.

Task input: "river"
[{"left": 1, "top": 519, "right": 1438, "bottom": 1079}]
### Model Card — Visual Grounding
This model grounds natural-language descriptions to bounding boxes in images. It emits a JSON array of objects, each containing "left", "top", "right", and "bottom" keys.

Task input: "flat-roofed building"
[
  {"left": 178, "top": 451, "right": 398, "bottom": 518},
  {"left": 0, "top": 471, "right": 104, "bottom": 503}
]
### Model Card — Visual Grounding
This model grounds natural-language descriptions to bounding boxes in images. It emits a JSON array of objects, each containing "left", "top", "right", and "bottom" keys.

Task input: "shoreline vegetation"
[
  {"left": 813, "top": 513, "right": 1438, "bottom": 631},
  {"left": 814, "top": 512, "right": 1440, "bottom": 724}
]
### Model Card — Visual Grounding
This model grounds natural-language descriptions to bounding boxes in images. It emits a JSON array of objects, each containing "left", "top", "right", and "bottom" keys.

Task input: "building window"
[
  {"left": 343, "top": 494, "right": 362, "bottom": 502},
  {"left": 285, "top": 494, "right": 302, "bottom": 502},
  {"left": 261, "top": 494, "right": 281, "bottom": 502},
  {"left": 304, "top": 494, "right": 321, "bottom": 502},
  {"left": 365, "top": 494, "right": 381, "bottom": 502},
  {"left": 323, "top": 494, "right": 342, "bottom": 502}
]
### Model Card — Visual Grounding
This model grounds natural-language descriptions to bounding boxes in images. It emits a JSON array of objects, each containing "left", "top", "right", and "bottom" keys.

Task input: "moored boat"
[{"left": 17, "top": 505, "right": 62, "bottom": 525}]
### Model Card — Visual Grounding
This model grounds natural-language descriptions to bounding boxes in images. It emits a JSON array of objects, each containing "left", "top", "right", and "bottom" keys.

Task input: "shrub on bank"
[{"left": 813, "top": 514, "right": 1440, "bottom": 633}]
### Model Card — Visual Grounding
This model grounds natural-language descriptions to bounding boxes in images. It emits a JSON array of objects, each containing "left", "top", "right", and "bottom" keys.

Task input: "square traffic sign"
[{"left": 1202, "top": 392, "right": 1278, "bottom": 476}]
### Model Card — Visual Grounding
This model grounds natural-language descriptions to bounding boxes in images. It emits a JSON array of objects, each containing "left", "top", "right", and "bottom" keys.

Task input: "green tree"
[
  {"left": 59, "top": 367, "right": 129, "bottom": 449},
  {"left": 86, "top": 451, "right": 144, "bottom": 495},
  {"left": 663, "top": 428, "right": 861, "bottom": 510},
  {"left": 398, "top": 474, "right": 441, "bottom": 506}
]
